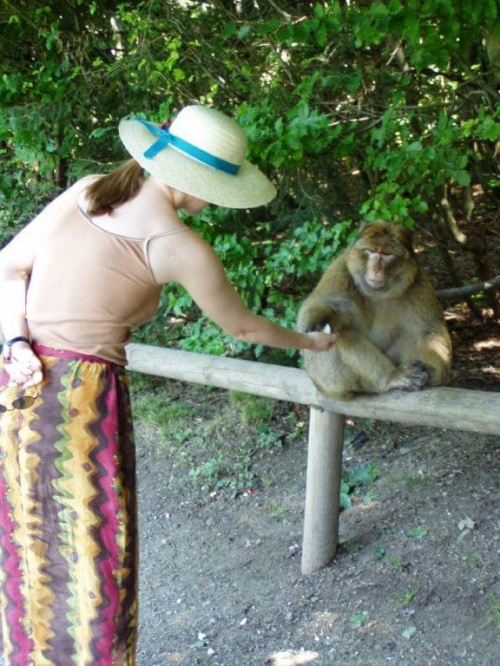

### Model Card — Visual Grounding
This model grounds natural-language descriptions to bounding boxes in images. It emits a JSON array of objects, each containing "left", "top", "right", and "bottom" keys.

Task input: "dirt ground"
[
  {"left": 135, "top": 403, "right": 499, "bottom": 666},
  {"left": 134, "top": 314, "right": 500, "bottom": 666}
]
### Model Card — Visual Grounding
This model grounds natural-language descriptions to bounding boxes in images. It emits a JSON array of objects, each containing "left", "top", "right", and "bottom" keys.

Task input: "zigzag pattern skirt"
[{"left": 0, "top": 344, "right": 137, "bottom": 666}]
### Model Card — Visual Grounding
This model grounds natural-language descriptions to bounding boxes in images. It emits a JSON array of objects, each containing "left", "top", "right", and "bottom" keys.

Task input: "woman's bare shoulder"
[{"left": 148, "top": 225, "right": 221, "bottom": 284}]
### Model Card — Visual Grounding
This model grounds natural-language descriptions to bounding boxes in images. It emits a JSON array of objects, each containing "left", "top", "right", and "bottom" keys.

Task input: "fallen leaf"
[
  {"left": 350, "top": 611, "right": 368, "bottom": 626},
  {"left": 406, "top": 526, "right": 428, "bottom": 539},
  {"left": 458, "top": 517, "right": 476, "bottom": 531},
  {"left": 245, "top": 538, "right": 263, "bottom": 548},
  {"left": 402, "top": 626, "right": 417, "bottom": 639},
  {"left": 267, "top": 649, "right": 320, "bottom": 665}
]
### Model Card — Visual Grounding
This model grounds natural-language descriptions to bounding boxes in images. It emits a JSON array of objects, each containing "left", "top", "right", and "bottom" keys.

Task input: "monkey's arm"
[
  {"left": 297, "top": 294, "right": 360, "bottom": 334},
  {"left": 403, "top": 321, "right": 452, "bottom": 385},
  {"left": 396, "top": 280, "right": 453, "bottom": 385},
  {"left": 421, "top": 331, "right": 452, "bottom": 384}
]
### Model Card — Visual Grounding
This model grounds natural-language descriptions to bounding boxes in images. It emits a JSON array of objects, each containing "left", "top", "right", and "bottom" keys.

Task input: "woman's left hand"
[{"left": 3, "top": 343, "right": 43, "bottom": 387}]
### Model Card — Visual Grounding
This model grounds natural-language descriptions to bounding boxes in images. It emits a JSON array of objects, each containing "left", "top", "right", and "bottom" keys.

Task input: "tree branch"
[{"left": 436, "top": 276, "right": 500, "bottom": 301}]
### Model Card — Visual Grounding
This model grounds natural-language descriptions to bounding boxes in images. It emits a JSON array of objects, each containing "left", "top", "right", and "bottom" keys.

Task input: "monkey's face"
[
  {"left": 347, "top": 225, "right": 418, "bottom": 298},
  {"left": 363, "top": 248, "right": 398, "bottom": 290}
]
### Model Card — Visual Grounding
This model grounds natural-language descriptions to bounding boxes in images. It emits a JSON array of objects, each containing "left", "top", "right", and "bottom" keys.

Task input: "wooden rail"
[{"left": 126, "top": 343, "right": 500, "bottom": 575}]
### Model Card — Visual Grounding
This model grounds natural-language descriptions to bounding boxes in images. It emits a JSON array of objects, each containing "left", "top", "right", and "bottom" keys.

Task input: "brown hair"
[{"left": 86, "top": 160, "right": 145, "bottom": 216}]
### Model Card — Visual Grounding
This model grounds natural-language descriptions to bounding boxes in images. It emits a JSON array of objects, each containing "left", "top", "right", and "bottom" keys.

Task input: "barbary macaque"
[{"left": 297, "top": 222, "right": 452, "bottom": 399}]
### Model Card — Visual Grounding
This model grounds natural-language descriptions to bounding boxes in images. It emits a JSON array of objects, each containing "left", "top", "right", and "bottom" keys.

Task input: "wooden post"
[{"left": 301, "top": 407, "right": 345, "bottom": 575}]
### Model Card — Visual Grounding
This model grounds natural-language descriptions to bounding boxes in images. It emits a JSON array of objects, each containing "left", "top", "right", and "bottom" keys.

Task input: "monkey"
[{"left": 296, "top": 221, "right": 452, "bottom": 399}]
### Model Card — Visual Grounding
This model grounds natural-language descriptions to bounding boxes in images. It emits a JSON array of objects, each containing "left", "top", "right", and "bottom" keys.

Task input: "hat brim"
[{"left": 119, "top": 119, "right": 277, "bottom": 209}]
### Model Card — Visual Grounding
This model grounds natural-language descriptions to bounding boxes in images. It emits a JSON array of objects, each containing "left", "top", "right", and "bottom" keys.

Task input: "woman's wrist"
[
  {"left": 5, "top": 336, "right": 31, "bottom": 347},
  {"left": 3, "top": 336, "right": 32, "bottom": 361}
]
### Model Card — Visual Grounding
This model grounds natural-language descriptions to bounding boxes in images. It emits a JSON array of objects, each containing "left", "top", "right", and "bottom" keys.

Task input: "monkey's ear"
[
  {"left": 350, "top": 220, "right": 370, "bottom": 247},
  {"left": 392, "top": 225, "right": 415, "bottom": 255}
]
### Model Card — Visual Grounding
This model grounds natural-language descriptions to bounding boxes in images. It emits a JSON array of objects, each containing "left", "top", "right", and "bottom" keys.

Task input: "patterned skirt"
[{"left": 0, "top": 344, "right": 137, "bottom": 666}]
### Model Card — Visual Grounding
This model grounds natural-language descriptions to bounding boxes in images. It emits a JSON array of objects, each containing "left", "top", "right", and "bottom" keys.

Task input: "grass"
[
  {"left": 268, "top": 502, "right": 285, "bottom": 522},
  {"left": 391, "top": 555, "right": 403, "bottom": 571},
  {"left": 405, "top": 474, "right": 431, "bottom": 487},
  {"left": 479, "top": 593, "right": 500, "bottom": 630},
  {"left": 129, "top": 373, "right": 380, "bottom": 502},
  {"left": 129, "top": 375, "right": 195, "bottom": 455},
  {"left": 394, "top": 585, "right": 420, "bottom": 610},
  {"left": 129, "top": 374, "right": 297, "bottom": 495},
  {"left": 228, "top": 391, "right": 275, "bottom": 425}
]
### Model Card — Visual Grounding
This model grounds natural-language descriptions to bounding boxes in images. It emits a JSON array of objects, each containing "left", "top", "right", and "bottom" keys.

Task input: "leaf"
[
  {"left": 237, "top": 25, "right": 251, "bottom": 39},
  {"left": 314, "top": 3, "right": 325, "bottom": 19},
  {"left": 350, "top": 611, "right": 368, "bottom": 626},
  {"left": 406, "top": 526, "right": 428, "bottom": 539},
  {"left": 340, "top": 491, "right": 352, "bottom": 510},
  {"left": 452, "top": 170, "right": 471, "bottom": 186},
  {"left": 458, "top": 517, "right": 476, "bottom": 531},
  {"left": 407, "top": 141, "right": 423, "bottom": 153},
  {"left": 277, "top": 24, "right": 293, "bottom": 42},
  {"left": 315, "top": 24, "right": 328, "bottom": 47},
  {"left": 402, "top": 626, "right": 417, "bottom": 639},
  {"left": 267, "top": 650, "right": 320, "bottom": 665},
  {"left": 222, "top": 23, "right": 236, "bottom": 39},
  {"left": 347, "top": 463, "right": 379, "bottom": 486}
]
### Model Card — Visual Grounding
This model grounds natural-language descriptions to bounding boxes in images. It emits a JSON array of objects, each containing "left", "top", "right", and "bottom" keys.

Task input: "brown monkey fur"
[{"left": 297, "top": 222, "right": 452, "bottom": 399}]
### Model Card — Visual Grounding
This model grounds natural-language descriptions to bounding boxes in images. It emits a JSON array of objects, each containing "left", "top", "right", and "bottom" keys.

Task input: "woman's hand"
[
  {"left": 3, "top": 343, "right": 43, "bottom": 387},
  {"left": 304, "top": 330, "right": 339, "bottom": 352}
]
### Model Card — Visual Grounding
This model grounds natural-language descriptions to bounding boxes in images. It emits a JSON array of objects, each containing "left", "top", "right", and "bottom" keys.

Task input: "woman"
[{"left": 0, "top": 105, "right": 336, "bottom": 665}]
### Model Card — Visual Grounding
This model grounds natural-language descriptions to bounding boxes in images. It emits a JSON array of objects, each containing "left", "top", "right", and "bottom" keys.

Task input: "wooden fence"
[{"left": 126, "top": 343, "right": 500, "bottom": 575}]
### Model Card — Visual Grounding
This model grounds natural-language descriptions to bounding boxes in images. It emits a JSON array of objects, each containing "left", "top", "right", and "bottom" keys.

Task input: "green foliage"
[
  {"left": 130, "top": 375, "right": 380, "bottom": 504},
  {"left": 2, "top": 0, "right": 499, "bottom": 343},
  {"left": 340, "top": 463, "right": 379, "bottom": 510},
  {"left": 350, "top": 611, "right": 368, "bottom": 627},
  {"left": 129, "top": 374, "right": 299, "bottom": 496},
  {"left": 228, "top": 392, "right": 275, "bottom": 426},
  {"left": 483, "top": 593, "right": 500, "bottom": 629},
  {"left": 395, "top": 585, "right": 420, "bottom": 610},
  {"left": 406, "top": 526, "right": 429, "bottom": 539}
]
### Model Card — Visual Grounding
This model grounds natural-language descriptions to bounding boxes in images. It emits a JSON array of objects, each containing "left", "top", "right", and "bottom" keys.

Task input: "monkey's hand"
[
  {"left": 305, "top": 319, "right": 336, "bottom": 334},
  {"left": 297, "top": 295, "right": 352, "bottom": 336},
  {"left": 297, "top": 302, "right": 338, "bottom": 335}
]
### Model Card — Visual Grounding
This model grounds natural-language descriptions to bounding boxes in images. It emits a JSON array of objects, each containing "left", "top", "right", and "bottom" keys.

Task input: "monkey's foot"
[{"left": 391, "top": 361, "right": 433, "bottom": 392}]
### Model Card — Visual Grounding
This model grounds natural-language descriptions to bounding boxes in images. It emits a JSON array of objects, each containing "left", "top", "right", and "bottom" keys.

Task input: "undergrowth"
[{"left": 129, "top": 373, "right": 378, "bottom": 506}]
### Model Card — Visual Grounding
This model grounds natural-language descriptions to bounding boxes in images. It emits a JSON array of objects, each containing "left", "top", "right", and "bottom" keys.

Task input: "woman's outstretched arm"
[{"left": 149, "top": 230, "right": 338, "bottom": 353}]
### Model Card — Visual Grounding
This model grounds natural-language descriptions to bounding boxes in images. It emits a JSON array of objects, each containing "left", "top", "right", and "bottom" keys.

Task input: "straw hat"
[{"left": 118, "top": 105, "right": 277, "bottom": 208}]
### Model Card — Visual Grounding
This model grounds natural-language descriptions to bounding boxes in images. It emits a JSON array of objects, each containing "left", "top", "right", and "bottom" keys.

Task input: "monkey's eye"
[{"left": 363, "top": 249, "right": 395, "bottom": 262}]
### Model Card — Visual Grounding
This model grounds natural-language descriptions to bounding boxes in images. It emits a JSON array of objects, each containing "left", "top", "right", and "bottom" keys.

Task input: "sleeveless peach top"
[{"left": 26, "top": 204, "right": 186, "bottom": 365}]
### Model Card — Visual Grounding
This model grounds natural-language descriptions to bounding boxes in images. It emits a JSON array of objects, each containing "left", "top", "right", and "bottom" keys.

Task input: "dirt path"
[{"left": 135, "top": 412, "right": 500, "bottom": 666}]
